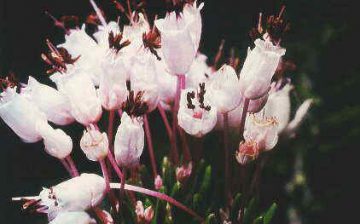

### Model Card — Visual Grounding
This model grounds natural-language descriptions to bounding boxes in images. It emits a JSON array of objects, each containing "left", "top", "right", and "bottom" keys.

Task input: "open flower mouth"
[
  {"left": 122, "top": 81, "right": 149, "bottom": 117},
  {"left": 0, "top": 73, "right": 18, "bottom": 92},
  {"left": 249, "top": 114, "right": 278, "bottom": 127},
  {"left": 108, "top": 31, "right": 131, "bottom": 53}
]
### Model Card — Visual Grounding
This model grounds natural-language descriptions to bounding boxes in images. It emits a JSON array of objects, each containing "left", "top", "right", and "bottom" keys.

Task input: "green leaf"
[
  {"left": 200, "top": 166, "right": 212, "bottom": 195},
  {"left": 205, "top": 213, "right": 217, "bottom": 224},
  {"left": 230, "top": 193, "right": 242, "bottom": 221},
  {"left": 263, "top": 203, "right": 277, "bottom": 224},
  {"left": 253, "top": 215, "right": 263, "bottom": 224},
  {"left": 192, "top": 193, "right": 202, "bottom": 211},
  {"left": 243, "top": 197, "right": 258, "bottom": 224}
]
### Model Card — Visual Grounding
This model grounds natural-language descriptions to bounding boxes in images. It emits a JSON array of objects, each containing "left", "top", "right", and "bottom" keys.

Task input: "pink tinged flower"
[
  {"left": 207, "top": 64, "right": 241, "bottom": 113},
  {"left": 154, "top": 175, "right": 163, "bottom": 190},
  {"left": 247, "top": 93, "right": 269, "bottom": 113},
  {"left": 128, "top": 52, "right": 160, "bottom": 112},
  {"left": 186, "top": 53, "right": 213, "bottom": 89},
  {"left": 21, "top": 76, "right": 74, "bottom": 125},
  {"left": 244, "top": 114, "right": 279, "bottom": 151},
  {"left": 176, "top": 162, "right": 193, "bottom": 183},
  {"left": 39, "top": 173, "right": 106, "bottom": 220},
  {"left": 123, "top": 13, "right": 151, "bottom": 55},
  {"left": 263, "top": 83, "right": 293, "bottom": 133},
  {"left": 98, "top": 52, "right": 128, "bottom": 110},
  {"left": 114, "top": 112, "right": 144, "bottom": 168},
  {"left": 284, "top": 99, "right": 313, "bottom": 137},
  {"left": 155, "top": 11, "right": 199, "bottom": 75},
  {"left": 236, "top": 140, "right": 259, "bottom": 165},
  {"left": 50, "top": 69, "right": 102, "bottom": 126},
  {"left": 49, "top": 212, "right": 96, "bottom": 224},
  {"left": 153, "top": 54, "right": 177, "bottom": 110},
  {"left": 135, "top": 201, "right": 154, "bottom": 223},
  {"left": 177, "top": 85, "right": 217, "bottom": 137},
  {"left": 80, "top": 124, "right": 109, "bottom": 161},
  {"left": 93, "top": 21, "right": 121, "bottom": 48},
  {"left": 0, "top": 87, "right": 47, "bottom": 143},
  {"left": 182, "top": 1, "right": 204, "bottom": 52},
  {"left": 58, "top": 25, "right": 103, "bottom": 85},
  {"left": 239, "top": 38, "right": 286, "bottom": 100},
  {"left": 37, "top": 122, "right": 73, "bottom": 159}
]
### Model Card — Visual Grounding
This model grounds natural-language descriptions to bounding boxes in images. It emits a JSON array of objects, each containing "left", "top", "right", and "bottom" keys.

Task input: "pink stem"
[
  {"left": 144, "top": 115, "right": 158, "bottom": 178},
  {"left": 66, "top": 156, "right": 79, "bottom": 177},
  {"left": 239, "top": 98, "right": 250, "bottom": 138},
  {"left": 107, "top": 110, "right": 115, "bottom": 152},
  {"left": 107, "top": 152, "right": 124, "bottom": 180},
  {"left": 100, "top": 159, "right": 118, "bottom": 212},
  {"left": 177, "top": 126, "right": 191, "bottom": 163},
  {"left": 110, "top": 183, "right": 204, "bottom": 222},
  {"left": 60, "top": 159, "right": 72, "bottom": 176},
  {"left": 223, "top": 112, "right": 230, "bottom": 206},
  {"left": 157, "top": 104, "right": 173, "bottom": 140}
]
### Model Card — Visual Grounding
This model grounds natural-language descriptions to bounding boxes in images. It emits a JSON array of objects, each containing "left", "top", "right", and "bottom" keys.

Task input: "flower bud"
[
  {"left": 49, "top": 212, "right": 96, "bottom": 224},
  {"left": 114, "top": 112, "right": 144, "bottom": 168},
  {"left": 207, "top": 64, "right": 241, "bottom": 113},
  {"left": 36, "top": 122, "right": 73, "bottom": 159},
  {"left": 80, "top": 124, "right": 109, "bottom": 161},
  {"left": 50, "top": 69, "right": 102, "bottom": 126},
  {"left": 178, "top": 86, "right": 217, "bottom": 137},
  {"left": 0, "top": 87, "right": 47, "bottom": 143},
  {"left": 22, "top": 76, "right": 74, "bottom": 125},
  {"left": 39, "top": 173, "right": 106, "bottom": 220},
  {"left": 239, "top": 38, "right": 286, "bottom": 100},
  {"left": 176, "top": 162, "right": 192, "bottom": 183},
  {"left": 154, "top": 175, "right": 163, "bottom": 190},
  {"left": 135, "top": 201, "right": 154, "bottom": 223},
  {"left": 236, "top": 140, "right": 259, "bottom": 165}
]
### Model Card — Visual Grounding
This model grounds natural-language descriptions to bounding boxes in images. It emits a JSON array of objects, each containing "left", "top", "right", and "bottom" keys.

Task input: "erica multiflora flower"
[
  {"left": 58, "top": 25, "right": 103, "bottom": 85},
  {"left": 178, "top": 84, "right": 217, "bottom": 137},
  {"left": 21, "top": 76, "right": 74, "bottom": 125},
  {"left": 98, "top": 51, "right": 128, "bottom": 110},
  {"left": 176, "top": 162, "right": 192, "bottom": 183},
  {"left": 50, "top": 69, "right": 102, "bottom": 126},
  {"left": 0, "top": 85, "right": 47, "bottom": 143},
  {"left": 135, "top": 201, "right": 154, "bottom": 224},
  {"left": 114, "top": 112, "right": 144, "bottom": 168},
  {"left": 239, "top": 38, "right": 286, "bottom": 100},
  {"left": 155, "top": 1, "right": 204, "bottom": 75},
  {"left": 80, "top": 124, "right": 109, "bottom": 161},
  {"left": 207, "top": 64, "right": 241, "bottom": 113},
  {"left": 236, "top": 114, "right": 279, "bottom": 164},
  {"left": 49, "top": 211, "right": 96, "bottom": 224},
  {"left": 263, "top": 80, "right": 313, "bottom": 136},
  {"left": 36, "top": 173, "right": 106, "bottom": 220},
  {"left": 37, "top": 122, "right": 73, "bottom": 159}
]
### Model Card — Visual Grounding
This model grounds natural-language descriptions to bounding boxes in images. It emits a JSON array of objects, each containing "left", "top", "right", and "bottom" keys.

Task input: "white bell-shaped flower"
[
  {"left": 80, "top": 124, "right": 109, "bottom": 161},
  {"left": 58, "top": 25, "right": 103, "bottom": 85},
  {"left": 49, "top": 212, "right": 96, "bottom": 224},
  {"left": 263, "top": 83, "right": 293, "bottom": 133},
  {"left": 0, "top": 87, "right": 47, "bottom": 143},
  {"left": 50, "top": 68, "right": 102, "bottom": 126},
  {"left": 128, "top": 51, "right": 160, "bottom": 112},
  {"left": 178, "top": 86, "right": 217, "bottom": 137},
  {"left": 114, "top": 112, "right": 144, "bottom": 168},
  {"left": 207, "top": 64, "right": 241, "bottom": 113},
  {"left": 155, "top": 2, "right": 204, "bottom": 75},
  {"left": 21, "top": 76, "right": 74, "bottom": 125},
  {"left": 37, "top": 122, "right": 73, "bottom": 159},
  {"left": 39, "top": 173, "right": 106, "bottom": 220},
  {"left": 98, "top": 51, "right": 128, "bottom": 110},
  {"left": 244, "top": 114, "right": 279, "bottom": 151},
  {"left": 186, "top": 53, "right": 212, "bottom": 89},
  {"left": 93, "top": 21, "right": 121, "bottom": 48},
  {"left": 239, "top": 38, "right": 286, "bottom": 100}
]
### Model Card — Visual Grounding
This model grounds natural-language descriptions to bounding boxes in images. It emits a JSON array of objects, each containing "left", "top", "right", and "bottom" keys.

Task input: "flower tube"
[
  {"left": 239, "top": 38, "right": 286, "bottom": 100},
  {"left": 80, "top": 124, "right": 109, "bottom": 161},
  {"left": 0, "top": 86, "right": 47, "bottom": 143}
]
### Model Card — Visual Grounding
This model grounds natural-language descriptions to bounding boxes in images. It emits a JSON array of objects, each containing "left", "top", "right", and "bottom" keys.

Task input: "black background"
[{"left": 1, "top": 0, "right": 359, "bottom": 223}]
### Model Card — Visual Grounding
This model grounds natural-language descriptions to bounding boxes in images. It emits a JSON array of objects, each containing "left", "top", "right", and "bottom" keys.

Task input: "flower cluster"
[{"left": 4, "top": 1, "right": 313, "bottom": 223}]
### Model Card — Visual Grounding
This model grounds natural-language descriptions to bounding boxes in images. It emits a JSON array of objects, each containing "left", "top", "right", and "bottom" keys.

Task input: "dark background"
[{"left": 1, "top": 0, "right": 359, "bottom": 223}]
